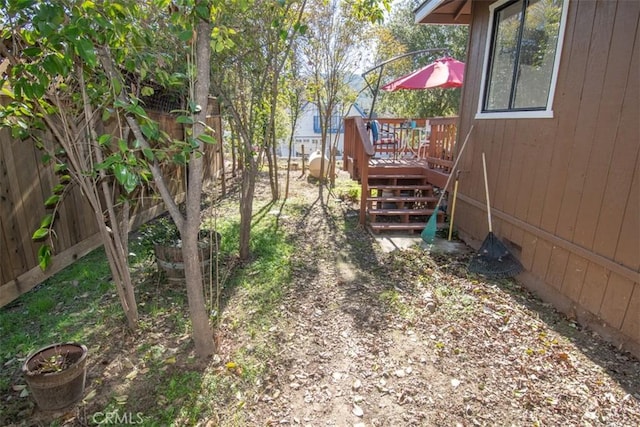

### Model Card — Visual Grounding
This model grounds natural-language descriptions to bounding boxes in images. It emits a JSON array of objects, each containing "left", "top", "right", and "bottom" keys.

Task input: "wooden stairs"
[{"left": 366, "top": 170, "right": 444, "bottom": 234}]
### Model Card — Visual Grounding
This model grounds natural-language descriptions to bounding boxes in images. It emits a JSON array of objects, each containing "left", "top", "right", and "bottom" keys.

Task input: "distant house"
[
  {"left": 415, "top": 0, "right": 639, "bottom": 356},
  {"left": 279, "top": 102, "right": 367, "bottom": 159}
]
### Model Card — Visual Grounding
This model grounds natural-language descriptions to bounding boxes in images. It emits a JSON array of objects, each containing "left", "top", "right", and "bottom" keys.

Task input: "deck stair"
[{"left": 366, "top": 172, "right": 444, "bottom": 233}]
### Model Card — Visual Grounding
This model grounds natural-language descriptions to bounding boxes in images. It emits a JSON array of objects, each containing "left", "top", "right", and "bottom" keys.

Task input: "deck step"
[
  {"left": 369, "top": 222, "right": 427, "bottom": 233},
  {"left": 368, "top": 174, "right": 425, "bottom": 180},
  {"left": 368, "top": 184, "right": 433, "bottom": 191},
  {"left": 368, "top": 208, "right": 435, "bottom": 216},
  {"left": 357, "top": 159, "right": 452, "bottom": 233},
  {"left": 367, "top": 196, "right": 438, "bottom": 203}
]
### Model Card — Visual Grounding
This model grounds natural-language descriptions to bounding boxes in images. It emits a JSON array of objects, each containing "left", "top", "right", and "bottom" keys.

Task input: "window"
[
  {"left": 477, "top": 0, "right": 569, "bottom": 119},
  {"left": 313, "top": 114, "right": 344, "bottom": 134}
]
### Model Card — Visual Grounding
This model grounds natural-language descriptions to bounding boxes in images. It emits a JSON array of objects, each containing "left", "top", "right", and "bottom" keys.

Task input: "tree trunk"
[
  {"left": 40, "top": 70, "right": 140, "bottom": 331},
  {"left": 178, "top": 16, "right": 216, "bottom": 359},
  {"left": 239, "top": 157, "right": 256, "bottom": 260},
  {"left": 99, "top": 224, "right": 139, "bottom": 329}
]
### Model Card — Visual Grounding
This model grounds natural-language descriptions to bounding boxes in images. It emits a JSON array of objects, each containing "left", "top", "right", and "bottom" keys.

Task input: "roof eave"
[{"left": 414, "top": 0, "right": 472, "bottom": 25}]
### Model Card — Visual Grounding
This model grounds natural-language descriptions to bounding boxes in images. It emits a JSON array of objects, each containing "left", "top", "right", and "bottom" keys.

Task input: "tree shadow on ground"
[{"left": 285, "top": 193, "right": 401, "bottom": 335}]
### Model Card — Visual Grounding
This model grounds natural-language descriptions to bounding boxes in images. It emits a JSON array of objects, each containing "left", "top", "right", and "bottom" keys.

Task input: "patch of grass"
[
  {"left": 333, "top": 180, "right": 360, "bottom": 203},
  {"left": 0, "top": 248, "right": 113, "bottom": 359},
  {"left": 27, "top": 296, "right": 56, "bottom": 316},
  {"left": 379, "top": 288, "right": 413, "bottom": 318},
  {"left": 153, "top": 370, "right": 204, "bottom": 425},
  {"left": 434, "top": 283, "right": 480, "bottom": 319},
  {"left": 228, "top": 216, "right": 294, "bottom": 333}
]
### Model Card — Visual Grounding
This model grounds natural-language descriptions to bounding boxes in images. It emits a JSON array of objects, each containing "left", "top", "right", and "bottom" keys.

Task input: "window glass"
[
  {"left": 314, "top": 114, "right": 344, "bottom": 133},
  {"left": 484, "top": 0, "right": 564, "bottom": 113},
  {"left": 486, "top": 1, "right": 521, "bottom": 110}
]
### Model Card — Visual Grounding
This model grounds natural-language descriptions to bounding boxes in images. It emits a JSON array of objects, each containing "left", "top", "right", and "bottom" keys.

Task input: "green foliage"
[
  {"left": 351, "top": 0, "right": 392, "bottom": 24},
  {"left": 1, "top": 0, "right": 226, "bottom": 271},
  {"left": 37, "top": 245, "right": 52, "bottom": 270},
  {"left": 138, "top": 216, "right": 182, "bottom": 248},
  {"left": 137, "top": 215, "right": 222, "bottom": 258},
  {"left": 334, "top": 180, "right": 360, "bottom": 203}
]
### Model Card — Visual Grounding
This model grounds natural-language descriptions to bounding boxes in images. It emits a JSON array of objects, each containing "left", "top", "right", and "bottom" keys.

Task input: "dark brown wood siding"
[{"left": 454, "top": 0, "right": 639, "bottom": 356}]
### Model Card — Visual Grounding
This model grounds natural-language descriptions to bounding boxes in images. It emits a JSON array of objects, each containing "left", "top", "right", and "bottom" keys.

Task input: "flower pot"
[
  {"left": 22, "top": 342, "right": 88, "bottom": 411},
  {"left": 154, "top": 233, "right": 220, "bottom": 282}
]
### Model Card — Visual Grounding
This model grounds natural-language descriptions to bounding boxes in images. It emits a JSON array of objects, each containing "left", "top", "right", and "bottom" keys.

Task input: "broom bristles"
[{"left": 421, "top": 211, "right": 438, "bottom": 244}]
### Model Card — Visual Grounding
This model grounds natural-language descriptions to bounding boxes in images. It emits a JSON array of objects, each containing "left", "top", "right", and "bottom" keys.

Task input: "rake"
[
  {"left": 421, "top": 125, "right": 474, "bottom": 244},
  {"left": 467, "top": 153, "right": 524, "bottom": 278}
]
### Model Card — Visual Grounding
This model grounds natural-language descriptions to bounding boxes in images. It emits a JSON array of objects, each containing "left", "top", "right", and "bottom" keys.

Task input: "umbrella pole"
[{"left": 367, "top": 65, "right": 386, "bottom": 120}]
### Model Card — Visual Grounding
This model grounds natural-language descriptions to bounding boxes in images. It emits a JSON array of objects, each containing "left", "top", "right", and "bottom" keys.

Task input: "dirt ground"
[
  {"left": 7, "top": 168, "right": 640, "bottom": 426},
  {"left": 221, "top": 170, "right": 639, "bottom": 427}
]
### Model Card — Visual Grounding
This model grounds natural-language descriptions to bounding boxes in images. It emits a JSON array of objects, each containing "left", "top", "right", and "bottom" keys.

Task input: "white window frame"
[{"left": 475, "top": 0, "right": 570, "bottom": 120}]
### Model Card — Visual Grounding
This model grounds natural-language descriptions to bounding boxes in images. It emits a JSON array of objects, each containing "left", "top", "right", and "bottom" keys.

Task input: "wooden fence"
[{"left": 0, "top": 98, "right": 223, "bottom": 307}]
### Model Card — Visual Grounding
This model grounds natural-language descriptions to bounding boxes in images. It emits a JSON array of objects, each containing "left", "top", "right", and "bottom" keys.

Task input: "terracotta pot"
[{"left": 22, "top": 342, "right": 88, "bottom": 411}]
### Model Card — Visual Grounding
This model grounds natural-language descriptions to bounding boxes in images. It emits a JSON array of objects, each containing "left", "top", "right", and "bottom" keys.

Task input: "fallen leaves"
[
  {"left": 12, "top": 384, "right": 29, "bottom": 398},
  {"left": 13, "top": 173, "right": 635, "bottom": 427}
]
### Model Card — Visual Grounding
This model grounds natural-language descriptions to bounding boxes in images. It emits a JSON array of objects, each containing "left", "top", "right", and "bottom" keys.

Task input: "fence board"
[
  {"left": 573, "top": 0, "right": 636, "bottom": 251},
  {"left": 1, "top": 100, "right": 223, "bottom": 307},
  {"left": 594, "top": 20, "right": 640, "bottom": 265},
  {"left": 531, "top": 239, "right": 553, "bottom": 289},
  {"left": 514, "top": 121, "right": 540, "bottom": 222},
  {"left": 0, "top": 233, "right": 102, "bottom": 307},
  {"left": 614, "top": 161, "right": 640, "bottom": 270},
  {"left": 525, "top": 117, "right": 557, "bottom": 228},
  {"left": 558, "top": 1, "right": 616, "bottom": 245},
  {"left": 578, "top": 261, "right": 607, "bottom": 315},
  {"left": 0, "top": 138, "right": 33, "bottom": 275},
  {"left": 621, "top": 285, "right": 640, "bottom": 344},
  {"left": 0, "top": 138, "right": 22, "bottom": 283},
  {"left": 599, "top": 273, "right": 635, "bottom": 330},
  {"left": 562, "top": 253, "right": 589, "bottom": 301},
  {"left": 546, "top": 246, "right": 570, "bottom": 293}
]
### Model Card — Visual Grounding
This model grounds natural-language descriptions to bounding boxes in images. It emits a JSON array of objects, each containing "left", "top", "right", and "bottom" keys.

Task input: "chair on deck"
[{"left": 368, "top": 120, "right": 399, "bottom": 159}]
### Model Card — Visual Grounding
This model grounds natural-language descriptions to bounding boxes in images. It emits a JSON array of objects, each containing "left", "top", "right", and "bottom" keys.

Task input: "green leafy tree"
[
  {"left": 298, "top": 0, "right": 384, "bottom": 197},
  {"left": 0, "top": 0, "right": 158, "bottom": 330},
  {"left": 1, "top": 0, "right": 221, "bottom": 358},
  {"left": 373, "top": 0, "right": 469, "bottom": 118},
  {"left": 211, "top": 0, "right": 307, "bottom": 260}
]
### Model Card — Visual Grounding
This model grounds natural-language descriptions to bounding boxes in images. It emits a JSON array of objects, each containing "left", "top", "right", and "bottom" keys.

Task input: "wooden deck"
[
  {"left": 369, "top": 158, "right": 451, "bottom": 190},
  {"left": 342, "top": 116, "right": 459, "bottom": 232}
]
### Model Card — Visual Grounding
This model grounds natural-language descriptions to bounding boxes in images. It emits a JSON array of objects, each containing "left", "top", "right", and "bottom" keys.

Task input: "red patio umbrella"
[{"left": 381, "top": 57, "right": 465, "bottom": 91}]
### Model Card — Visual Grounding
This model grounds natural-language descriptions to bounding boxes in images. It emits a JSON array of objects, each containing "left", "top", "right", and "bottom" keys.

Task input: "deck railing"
[
  {"left": 343, "top": 116, "right": 374, "bottom": 224},
  {"left": 419, "top": 116, "right": 457, "bottom": 173},
  {"left": 343, "top": 116, "right": 458, "bottom": 224},
  {"left": 344, "top": 116, "right": 458, "bottom": 172}
]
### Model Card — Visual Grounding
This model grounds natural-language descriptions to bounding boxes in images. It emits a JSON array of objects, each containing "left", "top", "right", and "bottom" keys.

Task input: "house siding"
[{"left": 455, "top": 0, "right": 639, "bottom": 356}]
